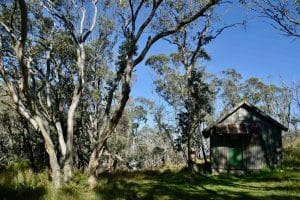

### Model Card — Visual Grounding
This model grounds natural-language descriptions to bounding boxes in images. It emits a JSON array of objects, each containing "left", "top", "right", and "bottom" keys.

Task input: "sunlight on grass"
[
  {"left": 0, "top": 162, "right": 299, "bottom": 199},
  {"left": 1, "top": 168, "right": 300, "bottom": 199},
  {"left": 92, "top": 168, "right": 300, "bottom": 200}
]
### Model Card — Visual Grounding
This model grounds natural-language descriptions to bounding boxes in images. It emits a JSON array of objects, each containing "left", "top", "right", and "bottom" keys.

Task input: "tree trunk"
[
  {"left": 198, "top": 125, "right": 208, "bottom": 165},
  {"left": 34, "top": 116, "right": 61, "bottom": 188},
  {"left": 87, "top": 57, "right": 133, "bottom": 187},
  {"left": 87, "top": 143, "right": 105, "bottom": 188},
  {"left": 87, "top": 149, "right": 98, "bottom": 188},
  {"left": 0, "top": 0, "right": 62, "bottom": 188},
  {"left": 47, "top": 146, "right": 61, "bottom": 189},
  {"left": 55, "top": 121, "right": 67, "bottom": 163},
  {"left": 64, "top": 44, "right": 85, "bottom": 182},
  {"left": 187, "top": 122, "right": 198, "bottom": 172},
  {"left": 187, "top": 132, "right": 198, "bottom": 172},
  {"left": 63, "top": 162, "right": 72, "bottom": 183},
  {"left": 1, "top": 63, "right": 61, "bottom": 188},
  {"left": 202, "top": 145, "right": 208, "bottom": 164},
  {"left": 23, "top": 122, "right": 36, "bottom": 170}
]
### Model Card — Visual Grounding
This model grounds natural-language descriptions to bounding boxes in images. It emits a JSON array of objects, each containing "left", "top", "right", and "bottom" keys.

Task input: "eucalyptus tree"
[
  {"left": 290, "top": 82, "right": 300, "bottom": 112},
  {"left": 1, "top": 0, "right": 225, "bottom": 187},
  {"left": 0, "top": 0, "right": 99, "bottom": 187},
  {"left": 260, "top": 83, "right": 293, "bottom": 128},
  {"left": 241, "top": 0, "right": 300, "bottom": 38},
  {"left": 153, "top": 105, "right": 187, "bottom": 164},
  {"left": 0, "top": 0, "right": 68, "bottom": 185},
  {"left": 0, "top": 100, "right": 47, "bottom": 171},
  {"left": 86, "top": 0, "right": 223, "bottom": 185},
  {"left": 241, "top": 77, "right": 293, "bottom": 128},
  {"left": 243, "top": 78, "right": 266, "bottom": 105},
  {"left": 217, "top": 71, "right": 294, "bottom": 129},
  {"left": 0, "top": 86, "right": 37, "bottom": 169},
  {"left": 216, "top": 68, "right": 243, "bottom": 113},
  {"left": 106, "top": 98, "right": 152, "bottom": 170},
  {"left": 145, "top": 12, "right": 238, "bottom": 170},
  {"left": 40, "top": 0, "right": 100, "bottom": 183},
  {"left": 146, "top": 55, "right": 214, "bottom": 171}
]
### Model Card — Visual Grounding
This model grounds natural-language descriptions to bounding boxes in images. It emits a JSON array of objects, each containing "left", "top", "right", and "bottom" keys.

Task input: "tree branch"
[
  {"left": 82, "top": 0, "right": 99, "bottom": 42},
  {"left": 134, "top": 0, "right": 220, "bottom": 67},
  {"left": 135, "top": 0, "right": 163, "bottom": 41}
]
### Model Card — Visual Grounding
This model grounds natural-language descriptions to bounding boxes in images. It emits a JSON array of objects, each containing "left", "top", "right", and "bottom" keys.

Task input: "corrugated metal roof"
[{"left": 203, "top": 101, "right": 288, "bottom": 138}]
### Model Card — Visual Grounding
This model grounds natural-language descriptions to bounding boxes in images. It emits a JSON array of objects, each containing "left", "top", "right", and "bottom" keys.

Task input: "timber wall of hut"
[{"left": 210, "top": 106, "right": 282, "bottom": 172}]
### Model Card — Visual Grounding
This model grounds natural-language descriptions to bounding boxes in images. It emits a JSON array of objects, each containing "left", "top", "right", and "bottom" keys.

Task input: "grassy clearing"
[
  {"left": 1, "top": 140, "right": 300, "bottom": 200},
  {"left": 0, "top": 167, "right": 299, "bottom": 200},
  {"left": 94, "top": 168, "right": 300, "bottom": 200}
]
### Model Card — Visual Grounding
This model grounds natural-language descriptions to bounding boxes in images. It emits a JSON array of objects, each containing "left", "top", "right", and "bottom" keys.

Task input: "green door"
[{"left": 228, "top": 148, "right": 243, "bottom": 167}]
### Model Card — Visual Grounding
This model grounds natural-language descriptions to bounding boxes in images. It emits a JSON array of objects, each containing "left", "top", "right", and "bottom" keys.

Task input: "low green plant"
[{"left": 283, "top": 137, "right": 300, "bottom": 169}]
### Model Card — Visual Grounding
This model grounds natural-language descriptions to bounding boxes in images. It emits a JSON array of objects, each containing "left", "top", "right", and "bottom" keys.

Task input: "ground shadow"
[
  {"left": 0, "top": 184, "right": 46, "bottom": 200},
  {"left": 94, "top": 169, "right": 300, "bottom": 200},
  {"left": 0, "top": 169, "right": 46, "bottom": 200}
]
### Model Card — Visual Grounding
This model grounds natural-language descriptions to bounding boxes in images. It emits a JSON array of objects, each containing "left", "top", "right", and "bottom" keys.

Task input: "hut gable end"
[
  {"left": 203, "top": 101, "right": 288, "bottom": 138},
  {"left": 204, "top": 101, "right": 286, "bottom": 173},
  {"left": 222, "top": 107, "right": 260, "bottom": 124}
]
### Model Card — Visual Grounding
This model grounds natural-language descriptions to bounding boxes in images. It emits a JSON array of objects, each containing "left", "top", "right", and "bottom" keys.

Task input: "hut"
[{"left": 203, "top": 101, "right": 288, "bottom": 174}]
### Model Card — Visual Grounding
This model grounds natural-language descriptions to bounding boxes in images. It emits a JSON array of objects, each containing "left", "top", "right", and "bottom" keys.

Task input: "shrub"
[{"left": 283, "top": 137, "right": 300, "bottom": 169}]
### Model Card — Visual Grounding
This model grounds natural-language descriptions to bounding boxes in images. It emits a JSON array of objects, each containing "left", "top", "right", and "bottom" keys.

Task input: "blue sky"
[{"left": 131, "top": 2, "right": 300, "bottom": 104}]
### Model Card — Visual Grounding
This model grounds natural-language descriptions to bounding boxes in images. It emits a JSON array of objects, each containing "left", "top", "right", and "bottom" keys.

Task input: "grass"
[
  {"left": 1, "top": 139, "right": 300, "bottom": 200},
  {"left": 0, "top": 167, "right": 299, "bottom": 200},
  {"left": 94, "top": 168, "right": 300, "bottom": 200}
]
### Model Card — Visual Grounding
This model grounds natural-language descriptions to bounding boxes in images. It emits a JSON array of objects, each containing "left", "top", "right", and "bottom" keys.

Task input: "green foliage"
[
  {"left": 52, "top": 33, "right": 77, "bottom": 60},
  {"left": 216, "top": 69, "right": 294, "bottom": 127},
  {"left": 145, "top": 54, "right": 171, "bottom": 75},
  {"left": 116, "top": 34, "right": 138, "bottom": 70},
  {"left": 217, "top": 68, "right": 243, "bottom": 110},
  {"left": 6, "top": 159, "right": 31, "bottom": 171},
  {"left": 0, "top": 168, "right": 91, "bottom": 200},
  {"left": 146, "top": 54, "right": 190, "bottom": 108},
  {"left": 283, "top": 137, "right": 300, "bottom": 169},
  {"left": 0, "top": 167, "right": 48, "bottom": 200},
  {"left": 243, "top": 77, "right": 265, "bottom": 105},
  {"left": 284, "top": 147, "right": 300, "bottom": 169}
]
